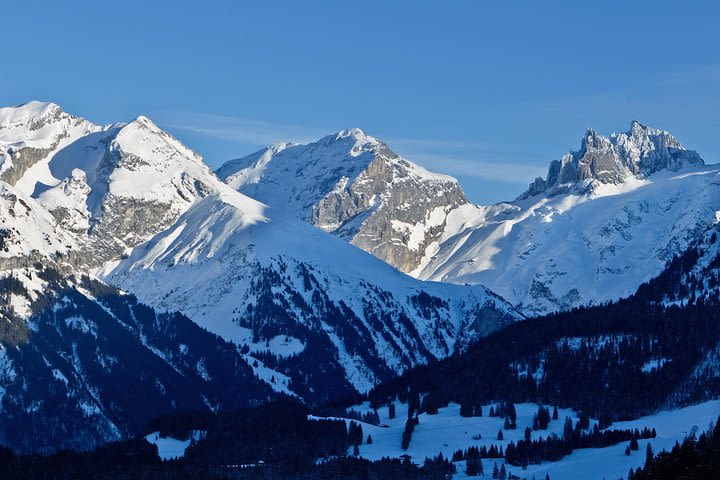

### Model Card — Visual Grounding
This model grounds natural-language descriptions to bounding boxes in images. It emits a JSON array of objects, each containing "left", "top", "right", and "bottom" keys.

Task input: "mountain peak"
[
  {"left": 217, "top": 129, "right": 468, "bottom": 273},
  {"left": 9, "top": 100, "right": 62, "bottom": 116},
  {"left": 629, "top": 119, "right": 648, "bottom": 131},
  {"left": 337, "top": 127, "right": 367, "bottom": 137},
  {"left": 519, "top": 121, "right": 704, "bottom": 199},
  {"left": 314, "top": 128, "right": 382, "bottom": 157},
  {"left": 0, "top": 100, "right": 73, "bottom": 131},
  {"left": 334, "top": 127, "right": 376, "bottom": 143},
  {"left": 133, "top": 114, "right": 153, "bottom": 125}
]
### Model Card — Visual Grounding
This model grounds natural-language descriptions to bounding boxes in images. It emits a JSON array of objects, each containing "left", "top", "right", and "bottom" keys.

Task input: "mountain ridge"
[{"left": 217, "top": 121, "right": 719, "bottom": 316}]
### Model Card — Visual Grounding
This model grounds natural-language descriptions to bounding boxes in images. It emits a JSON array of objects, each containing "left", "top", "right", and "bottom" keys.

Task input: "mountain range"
[{"left": 0, "top": 100, "right": 718, "bottom": 455}]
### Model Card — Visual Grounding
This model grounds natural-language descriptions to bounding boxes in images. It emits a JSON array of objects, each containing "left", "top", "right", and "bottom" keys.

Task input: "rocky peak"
[
  {"left": 0, "top": 101, "right": 65, "bottom": 131},
  {"left": 519, "top": 122, "right": 705, "bottom": 199},
  {"left": 0, "top": 101, "right": 102, "bottom": 187},
  {"left": 218, "top": 129, "right": 470, "bottom": 273},
  {"left": 0, "top": 102, "right": 237, "bottom": 268}
]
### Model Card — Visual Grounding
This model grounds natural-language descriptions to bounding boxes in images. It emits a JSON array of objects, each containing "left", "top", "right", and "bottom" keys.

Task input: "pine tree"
[
  {"left": 645, "top": 443, "right": 654, "bottom": 468},
  {"left": 499, "top": 463, "right": 507, "bottom": 480},
  {"left": 524, "top": 426, "right": 531, "bottom": 441},
  {"left": 353, "top": 444, "right": 359, "bottom": 456},
  {"left": 401, "top": 418, "right": 415, "bottom": 450},
  {"left": 497, "top": 429, "right": 504, "bottom": 441},
  {"left": 366, "top": 434, "right": 373, "bottom": 444},
  {"left": 492, "top": 462, "right": 499, "bottom": 479},
  {"left": 408, "top": 390, "right": 420, "bottom": 417},
  {"left": 466, "top": 458, "right": 480, "bottom": 476},
  {"left": 552, "top": 406, "right": 558, "bottom": 420},
  {"left": 348, "top": 421, "right": 364, "bottom": 446},
  {"left": 578, "top": 413, "right": 590, "bottom": 430},
  {"left": 563, "top": 417, "right": 574, "bottom": 441},
  {"left": 535, "top": 405, "right": 550, "bottom": 430},
  {"left": 388, "top": 402, "right": 396, "bottom": 419}
]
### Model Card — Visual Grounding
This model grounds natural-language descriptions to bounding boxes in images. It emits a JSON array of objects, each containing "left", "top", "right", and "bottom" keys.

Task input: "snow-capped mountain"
[
  {"left": 0, "top": 102, "right": 520, "bottom": 453},
  {"left": 415, "top": 123, "right": 720, "bottom": 315},
  {"left": 221, "top": 124, "right": 719, "bottom": 316},
  {"left": 0, "top": 101, "right": 245, "bottom": 267},
  {"left": 1, "top": 100, "right": 717, "bottom": 457},
  {"left": 101, "top": 196, "right": 521, "bottom": 399},
  {"left": 216, "top": 129, "right": 469, "bottom": 273},
  {"left": 0, "top": 103, "right": 278, "bottom": 452}
]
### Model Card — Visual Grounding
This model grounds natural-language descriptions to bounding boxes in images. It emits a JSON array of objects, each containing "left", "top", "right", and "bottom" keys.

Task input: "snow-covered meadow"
[{"left": 320, "top": 399, "right": 720, "bottom": 480}]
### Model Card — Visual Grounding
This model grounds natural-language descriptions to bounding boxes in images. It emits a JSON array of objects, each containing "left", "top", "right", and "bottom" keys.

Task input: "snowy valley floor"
[{"left": 315, "top": 400, "right": 720, "bottom": 480}]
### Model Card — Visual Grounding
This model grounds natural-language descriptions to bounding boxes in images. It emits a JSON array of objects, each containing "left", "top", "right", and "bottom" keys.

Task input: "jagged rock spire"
[{"left": 519, "top": 122, "right": 704, "bottom": 199}]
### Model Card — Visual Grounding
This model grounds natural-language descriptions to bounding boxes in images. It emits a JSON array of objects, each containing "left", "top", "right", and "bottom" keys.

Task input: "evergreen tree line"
[
  {"left": 368, "top": 295, "right": 720, "bottom": 425},
  {"left": 451, "top": 444, "right": 505, "bottom": 462},
  {"left": 504, "top": 420, "right": 656, "bottom": 467},
  {"left": 344, "top": 409, "right": 381, "bottom": 426},
  {"left": 0, "top": 446, "right": 456, "bottom": 480},
  {"left": 627, "top": 414, "right": 720, "bottom": 480},
  {"left": 0, "top": 398, "right": 455, "bottom": 480}
]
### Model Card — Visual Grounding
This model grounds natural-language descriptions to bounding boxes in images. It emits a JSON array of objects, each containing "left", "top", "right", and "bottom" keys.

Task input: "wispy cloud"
[
  {"left": 158, "top": 111, "right": 329, "bottom": 147},
  {"left": 386, "top": 136, "right": 501, "bottom": 152},
  {"left": 408, "top": 152, "right": 546, "bottom": 184},
  {"left": 157, "top": 110, "right": 545, "bottom": 184},
  {"left": 658, "top": 64, "right": 720, "bottom": 87}
]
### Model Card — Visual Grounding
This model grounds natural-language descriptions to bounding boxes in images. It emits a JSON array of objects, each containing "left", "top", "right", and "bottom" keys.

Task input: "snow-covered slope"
[
  {"left": 0, "top": 101, "right": 103, "bottom": 188},
  {"left": 101, "top": 195, "right": 521, "bottom": 398},
  {"left": 216, "top": 129, "right": 469, "bottom": 273},
  {"left": 0, "top": 181, "right": 77, "bottom": 263},
  {"left": 0, "top": 268, "right": 274, "bottom": 453},
  {"left": 323, "top": 399, "right": 720, "bottom": 480},
  {"left": 0, "top": 103, "right": 275, "bottom": 452},
  {"left": 416, "top": 124, "right": 720, "bottom": 315}
]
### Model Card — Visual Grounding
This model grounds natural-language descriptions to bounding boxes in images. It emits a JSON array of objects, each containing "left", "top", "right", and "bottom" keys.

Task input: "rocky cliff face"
[
  {"left": 217, "top": 129, "right": 469, "bottom": 273},
  {"left": 519, "top": 121, "right": 705, "bottom": 199}
]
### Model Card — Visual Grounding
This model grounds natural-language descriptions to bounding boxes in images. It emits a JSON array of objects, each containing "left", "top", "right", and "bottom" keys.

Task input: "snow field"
[{"left": 323, "top": 399, "right": 720, "bottom": 480}]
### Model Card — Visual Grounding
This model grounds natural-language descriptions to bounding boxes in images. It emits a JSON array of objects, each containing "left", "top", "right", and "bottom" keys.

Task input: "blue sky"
[{"left": 1, "top": 1, "right": 717, "bottom": 203}]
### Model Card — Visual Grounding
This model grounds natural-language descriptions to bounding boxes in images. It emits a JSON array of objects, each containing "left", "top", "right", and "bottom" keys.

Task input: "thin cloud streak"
[
  {"left": 387, "top": 137, "right": 502, "bottom": 152},
  {"left": 160, "top": 111, "right": 329, "bottom": 147},
  {"left": 161, "top": 111, "right": 506, "bottom": 153},
  {"left": 159, "top": 111, "right": 546, "bottom": 185},
  {"left": 408, "top": 152, "right": 546, "bottom": 184}
]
